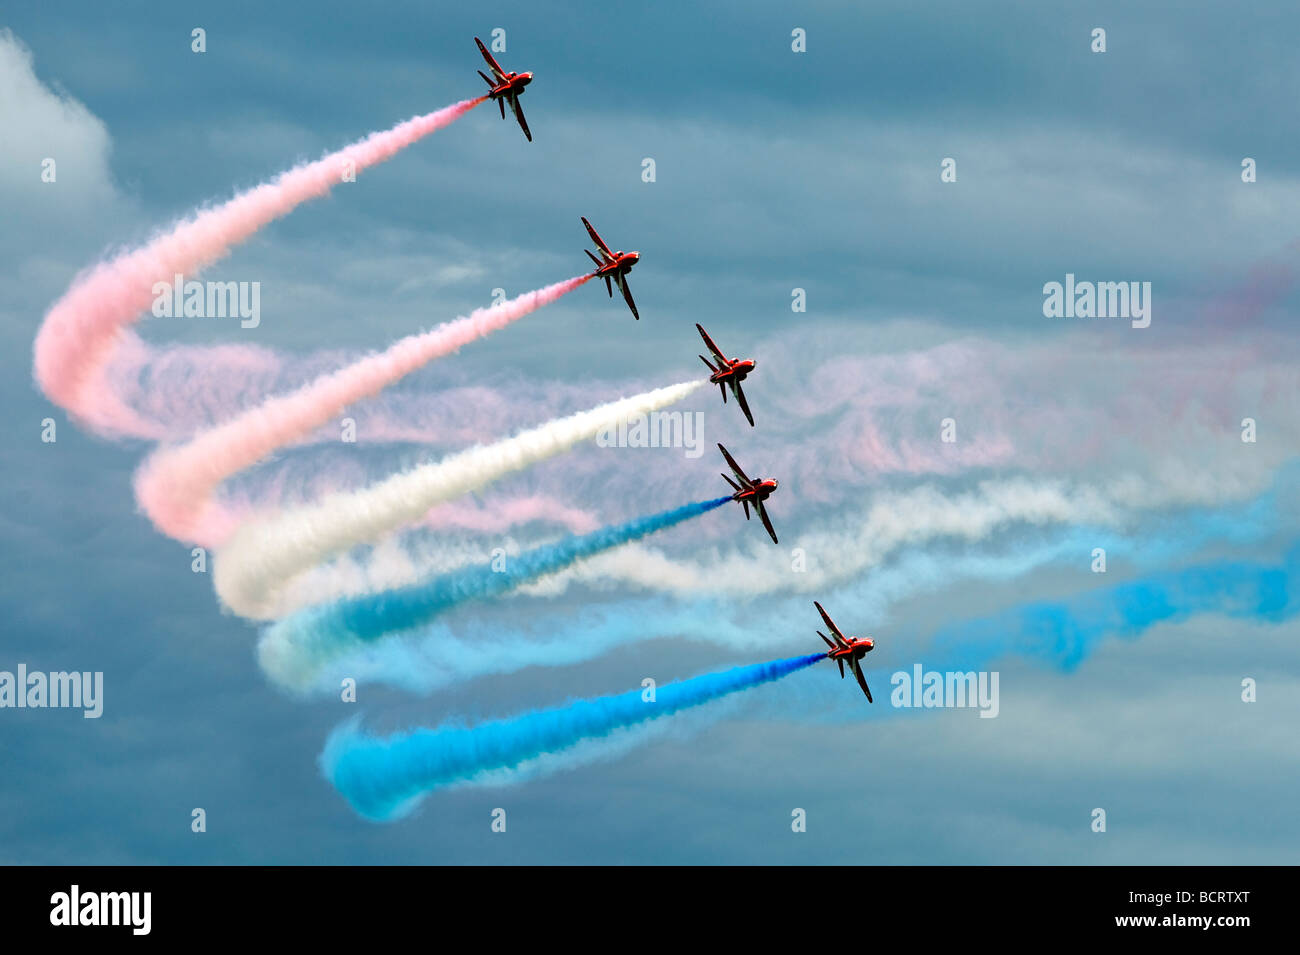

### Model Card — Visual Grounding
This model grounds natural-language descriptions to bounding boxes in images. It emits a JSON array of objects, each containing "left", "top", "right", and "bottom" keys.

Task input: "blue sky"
[{"left": 2, "top": 2, "right": 1298, "bottom": 863}]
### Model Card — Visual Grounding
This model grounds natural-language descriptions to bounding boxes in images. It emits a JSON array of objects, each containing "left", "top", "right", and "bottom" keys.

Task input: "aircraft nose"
[
  {"left": 522, "top": 72, "right": 534, "bottom": 84},
  {"left": 628, "top": 251, "right": 640, "bottom": 263}
]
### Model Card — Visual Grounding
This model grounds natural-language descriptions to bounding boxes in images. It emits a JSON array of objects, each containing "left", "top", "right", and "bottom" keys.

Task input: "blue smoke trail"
[
  {"left": 928, "top": 543, "right": 1300, "bottom": 672},
  {"left": 774, "top": 543, "right": 1300, "bottom": 724},
  {"left": 272, "top": 486, "right": 1290, "bottom": 694},
  {"left": 320, "top": 549, "right": 1298, "bottom": 814},
  {"left": 322, "top": 653, "right": 825, "bottom": 820},
  {"left": 261, "top": 496, "right": 729, "bottom": 684}
]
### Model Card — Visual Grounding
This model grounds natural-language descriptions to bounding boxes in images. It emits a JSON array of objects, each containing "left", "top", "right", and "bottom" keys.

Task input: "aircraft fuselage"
[
  {"left": 710, "top": 358, "right": 754, "bottom": 385},
  {"left": 488, "top": 72, "right": 533, "bottom": 99},
  {"left": 732, "top": 479, "right": 777, "bottom": 504},
  {"left": 594, "top": 251, "right": 639, "bottom": 278},
  {"left": 827, "top": 639, "right": 874, "bottom": 663}
]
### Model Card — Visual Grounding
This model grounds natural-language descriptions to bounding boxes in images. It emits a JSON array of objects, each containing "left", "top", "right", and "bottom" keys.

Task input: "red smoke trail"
[
  {"left": 133, "top": 274, "right": 593, "bottom": 545},
  {"left": 32, "top": 96, "right": 487, "bottom": 438}
]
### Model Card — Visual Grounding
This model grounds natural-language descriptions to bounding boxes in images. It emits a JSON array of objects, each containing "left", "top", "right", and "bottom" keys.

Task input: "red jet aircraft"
[
  {"left": 696, "top": 324, "right": 757, "bottom": 427},
  {"left": 813, "top": 601, "right": 875, "bottom": 702},
  {"left": 474, "top": 37, "right": 534, "bottom": 142},
  {"left": 581, "top": 216, "right": 641, "bottom": 320},
  {"left": 718, "top": 443, "right": 779, "bottom": 543}
]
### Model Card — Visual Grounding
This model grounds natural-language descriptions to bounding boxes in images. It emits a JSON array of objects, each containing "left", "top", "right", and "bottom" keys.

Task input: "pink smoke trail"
[
  {"left": 32, "top": 96, "right": 487, "bottom": 438},
  {"left": 134, "top": 274, "right": 594, "bottom": 546}
]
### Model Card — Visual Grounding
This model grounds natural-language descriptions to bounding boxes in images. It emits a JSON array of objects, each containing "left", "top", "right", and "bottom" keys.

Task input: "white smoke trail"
[
  {"left": 214, "top": 380, "right": 705, "bottom": 618},
  {"left": 528, "top": 461, "right": 1276, "bottom": 598},
  {"left": 243, "top": 454, "right": 1286, "bottom": 618}
]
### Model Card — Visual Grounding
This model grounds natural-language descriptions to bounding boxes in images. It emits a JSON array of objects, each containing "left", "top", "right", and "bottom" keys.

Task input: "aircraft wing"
[
  {"left": 717, "top": 444, "right": 752, "bottom": 486},
  {"left": 756, "top": 499, "right": 778, "bottom": 544},
  {"left": 850, "top": 656, "right": 873, "bottom": 703},
  {"left": 507, "top": 93, "right": 532, "bottom": 142},
  {"left": 475, "top": 37, "right": 508, "bottom": 81},
  {"left": 616, "top": 273, "right": 639, "bottom": 320},
  {"left": 814, "top": 600, "right": 847, "bottom": 642},
  {"left": 695, "top": 324, "right": 729, "bottom": 364},
  {"left": 817, "top": 626, "right": 846, "bottom": 651},
  {"left": 581, "top": 217, "right": 615, "bottom": 260},
  {"left": 732, "top": 381, "right": 755, "bottom": 427}
]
